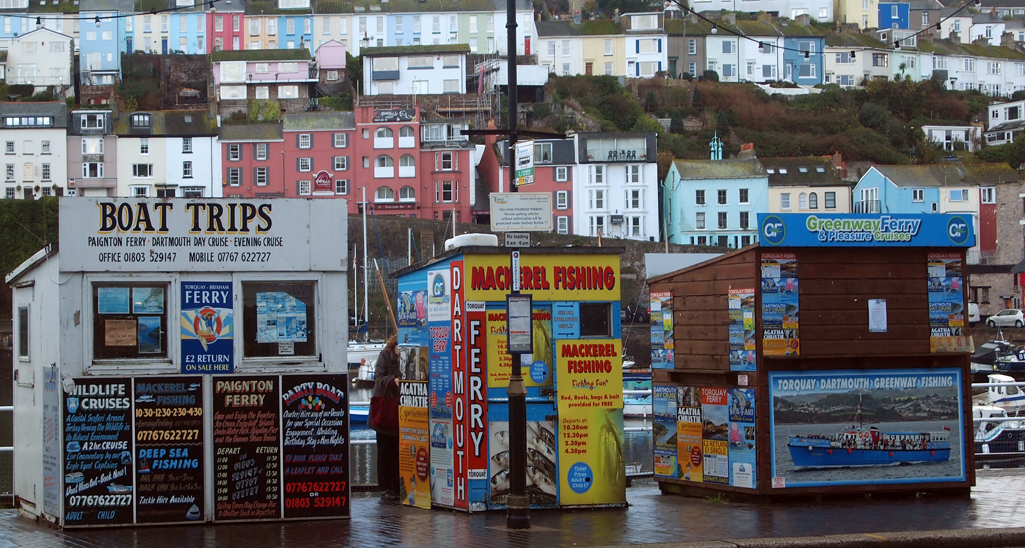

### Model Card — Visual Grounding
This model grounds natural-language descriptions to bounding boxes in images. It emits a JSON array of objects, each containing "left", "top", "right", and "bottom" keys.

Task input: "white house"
[
  {"left": 536, "top": 21, "right": 584, "bottom": 76},
  {"left": 114, "top": 111, "right": 222, "bottom": 198},
  {"left": 691, "top": 0, "right": 834, "bottom": 21},
  {"left": 361, "top": 44, "right": 469, "bottom": 96},
  {"left": 573, "top": 132, "right": 660, "bottom": 241},
  {"left": 0, "top": 102, "right": 69, "bottom": 199},
  {"left": 971, "top": 14, "right": 1005, "bottom": 47},
  {"left": 985, "top": 99, "right": 1025, "bottom": 146},
  {"left": 922, "top": 125, "right": 982, "bottom": 151},
  {"left": 7, "top": 27, "right": 75, "bottom": 97},
  {"left": 622, "top": 12, "right": 668, "bottom": 78}
]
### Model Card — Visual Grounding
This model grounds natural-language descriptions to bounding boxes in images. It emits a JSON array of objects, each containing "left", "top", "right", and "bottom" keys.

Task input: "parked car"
[
  {"left": 968, "top": 302, "right": 980, "bottom": 327},
  {"left": 621, "top": 302, "right": 650, "bottom": 323},
  {"left": 987, "top": 309, "right": 1025, "bottom": 328}
]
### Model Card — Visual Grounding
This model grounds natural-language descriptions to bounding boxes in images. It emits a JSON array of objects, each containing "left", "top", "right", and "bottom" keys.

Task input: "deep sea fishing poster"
[
  {"left": 768, "top": 369, "right": 965, "bottom": 488},
  {"left": 728, "top": 389, "right": 756, "bottom": 489},
  {"left": 653, "top": 385, "right": 679, "bottom": 478},
  {"left": 181, "top": 281, "right": 234, "bottom": 374},
  {"left": 556, "top": 339, "right": 626, "bottom": 506},
  {"left": 761, "top": 253, "right": 799, "bottom": 357}
]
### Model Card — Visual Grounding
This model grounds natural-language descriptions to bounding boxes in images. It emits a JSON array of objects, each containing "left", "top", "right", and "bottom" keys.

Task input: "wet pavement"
[{"left": 3, "top": 470, "right": 1025, "bottom": 547}]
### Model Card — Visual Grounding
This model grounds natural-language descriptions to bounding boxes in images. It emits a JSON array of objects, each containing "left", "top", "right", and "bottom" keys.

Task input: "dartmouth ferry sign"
[{"left": 757, "top": 214, "right": 974, "bottom": 247}]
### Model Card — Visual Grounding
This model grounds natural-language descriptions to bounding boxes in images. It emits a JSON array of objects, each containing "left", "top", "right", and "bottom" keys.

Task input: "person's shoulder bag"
[{"left": 369, "top": 381, "right": 399, "bottom": 433}]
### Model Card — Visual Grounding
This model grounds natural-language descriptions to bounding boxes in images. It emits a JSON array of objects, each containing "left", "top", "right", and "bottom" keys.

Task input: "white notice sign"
[{"left": 489, "top": 193, "right": 553, "bottom": 232}]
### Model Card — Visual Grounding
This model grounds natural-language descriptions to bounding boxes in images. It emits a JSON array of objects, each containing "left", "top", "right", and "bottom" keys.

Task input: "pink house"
[
  {"left": 282, "top": 112, "right": 356, "bottom": 198},
  {"left": 219, "top": 123, "right": 287, "bottom": 198},
  {"left": 211, "top": 50, "right": 317, "bottom": 116},
  {"left": 207, "top": 0, "right": 245, "bottom": 53},
  {"left": 315, "top": 40, "right": 348, "bottom": 96}
]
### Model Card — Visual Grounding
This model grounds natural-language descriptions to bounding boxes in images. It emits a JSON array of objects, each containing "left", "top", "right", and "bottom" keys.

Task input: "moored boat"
[
  {"left": 788, "top": 428, "right": 952, "bottom": 468},
  {"left": 974, "top": 404, "right": 1025, "bottom": 468}
]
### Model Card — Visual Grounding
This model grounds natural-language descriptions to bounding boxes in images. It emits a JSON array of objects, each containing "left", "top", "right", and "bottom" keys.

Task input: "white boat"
[
  {"left": 356, "top": 357, "right": 376, "bottom": 384},
  {"left": 972, "top": 373, "right": 1025, "bottom": 414},
  {"left": 348, "top": 341, "right": 384, "bottom": 371},
  {"left": 974, "top": 404, "right": 1025, "bottom": 468}
]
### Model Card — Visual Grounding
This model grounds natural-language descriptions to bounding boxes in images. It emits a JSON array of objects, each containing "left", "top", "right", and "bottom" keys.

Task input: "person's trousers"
[{"left": 377, "top": 431, "right": 400, "bottom": 493}]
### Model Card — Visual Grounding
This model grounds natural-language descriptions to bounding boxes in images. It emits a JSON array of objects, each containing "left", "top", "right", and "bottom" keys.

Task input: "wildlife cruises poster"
[{"left": 768, "top": 369, "right": 965, "bottom": 488}]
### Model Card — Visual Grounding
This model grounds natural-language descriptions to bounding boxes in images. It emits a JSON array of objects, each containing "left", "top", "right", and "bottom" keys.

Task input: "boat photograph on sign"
[{"left": 769, "top": 369, "right": 966, "bottom": 488}]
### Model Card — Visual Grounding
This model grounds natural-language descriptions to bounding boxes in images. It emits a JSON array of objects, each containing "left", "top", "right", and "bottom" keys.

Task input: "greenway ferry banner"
[
  {"left": 757, "top": 214, "right": 975, "bottom": 248},
  {"left": 59, "top": 198, "right": 347, "bottom": 272}
]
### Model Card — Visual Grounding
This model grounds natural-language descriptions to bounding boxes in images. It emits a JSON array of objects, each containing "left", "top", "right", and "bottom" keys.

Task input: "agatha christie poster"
[{"left": 768, "top": 368, "right": 965, "bottom": 488}]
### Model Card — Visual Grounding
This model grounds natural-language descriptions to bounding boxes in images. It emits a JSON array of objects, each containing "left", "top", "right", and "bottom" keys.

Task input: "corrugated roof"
[
  {"left": 361, "top": 44, "right": 470, "bottom": 56},
  {"left": 211, "top": 50, "right": 313, "bottom": 62},
  {"left": 672, "top": 158, "right": 768, "bottom": 180},
  {"left": 0, "top": 102, "right": 68, "bottom": 128},
  {"left": 220, "top": 123, "right": 284, "bottom": 141},
  {"left": 760, "top": 157, "right": 845, "bottom": 187},
  {"left": 283, "top": 112, "right": 355, "bottom": 131},
  {"left": 112, "top": 110, "right": 218, "bottom": 136}
]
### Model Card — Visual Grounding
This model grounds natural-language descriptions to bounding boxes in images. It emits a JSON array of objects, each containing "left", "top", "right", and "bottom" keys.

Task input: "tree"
[
  {"left": 670, "top": 109, "right": 685, "bottom": 133},
  {"left": 704, "top": 70, "right": 720, "bottom": 83},
  {"left": 643, "top": 90, "right": 659, "bottom": 112}
]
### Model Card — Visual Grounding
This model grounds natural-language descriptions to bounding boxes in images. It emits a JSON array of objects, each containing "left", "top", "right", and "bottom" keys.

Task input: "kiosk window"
[
  {"left": 17, "top": 306, "right": 29, "bottom": 359},
  {"left": 92, "top": 283, "right": 168, "bottom": 360},
  {"left": 243, "top": 281, "right": 316, "bottom": 358},
  {"left": 579, "top": 303, "right": 611, "bottom": 337}
]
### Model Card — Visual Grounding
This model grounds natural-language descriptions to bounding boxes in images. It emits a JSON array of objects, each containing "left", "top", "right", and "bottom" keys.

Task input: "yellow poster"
[
  {"left": 465, "top": 254, "right": 621, "bottom": 302},
  {"left": 487, "top": 307, "right": 554, "bottom": 389},
  {"left": 556, "top": 339, "right": 626, "bottom": 506},
  {"left": 398, "top": 381, "right": 431, "bottom": 509},
  {"left": 677, "top": 387, "right": 703, "bottom": 482}
]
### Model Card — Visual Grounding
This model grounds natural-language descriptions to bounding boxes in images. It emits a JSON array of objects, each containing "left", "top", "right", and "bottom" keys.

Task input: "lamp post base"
[{"left": 506, "top": 494, "right": 531, "bottom": 529}]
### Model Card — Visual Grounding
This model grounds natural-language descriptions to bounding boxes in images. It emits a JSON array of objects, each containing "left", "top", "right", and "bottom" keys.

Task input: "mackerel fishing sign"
[{"left": 757, "top": 214, "right": 975, "bottom": 247}]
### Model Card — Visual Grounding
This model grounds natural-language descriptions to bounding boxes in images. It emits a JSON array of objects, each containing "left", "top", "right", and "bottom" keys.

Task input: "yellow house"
[
  {"left": 835, "top": 0, "right": 879, "bottom": 29},
  {"left": 244, "top": 14, "right": 280, "bottom": 50},
  {"left": 581, "top": 33, "right": 626, "bottom": 76}
]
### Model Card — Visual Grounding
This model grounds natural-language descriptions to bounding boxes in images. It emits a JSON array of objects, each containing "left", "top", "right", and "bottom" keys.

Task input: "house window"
[
  {"left": 42, "top": 164, "right": 50, "bottom": 181},
  {"left": 335, "top": 179, "right": 348, "bottom": 195},
  {"left": 825, "top": 192, "right": 836, "bottom": 209},
  {"left": 299, "top": 134, "right": 312, "bottom": 148},
  {"left": 438, "top": 152, "right": 454, "bottom": 171},
  {"left": 82, "top": 162, "right": 104, "bottom": 178},
  {"left": 299, "top": 158, "right": 312, "bottom": 172},
  {"left": 627, "top": 189, "right": 641, "bottom": 209},
  {"left": 627, "top": 165, "right": 640, "bottom": 183},
  {"left": 688, "top": 38, "right": 696, "bottom": 55},
  {"left": 299, "top": 180, "right": 311, "bottom": 195},
  {"left": 589, "top": 189, "right": 605, "bottom": 209},
  {"left": 5, "top": 164, "right": 13, "bottom": 181},
  {"left": 717, "top": 189, "right": 727, "bottom": 205},
  {"left": 717, "top": 212, "right": 727, "bottom": 229},
  {"left": 534, "top": 143, "right": 553, "bottom": 163},
  {"left": 593, "top": 165, "right": 604, "bottom": 184},
  {"left": 228, "top": 168, "right": 241, "bottom": 186},
  {"left": 256, "top": 143, "right": 268, "bottom": 160},
  {"left": 256, "top": 87, "right": 269, "bottom": 100},
  {"left": 279, "top": 85, "right": 299, "bottom": 99},
  {"left": 913, "top": 188, "right": 924, "bottom": 202},
  {"left": 183, "top": 161, "right": 193, "bottom": 178},
  {"left": 629, "top": 217, "right": 642, "bottom": 237},
  {"left": 739, "top": 188, "right": 749, "bottom": 204},
  {"left": 557, "top": 216, "right": 569, "bottom": 235},
  {"left": 809, "top": 192, "right": 818, "bottom": 209},
  {"left": 556, "top": 190, "right": 569, "bottom": 209},
  {"left": 228, "top": 144, "right": 241, "bottom": 161},
  {"left": 555, "top": 166, "right": 568, "bottom": 181},
  {"left": 739, "top": 211, "right": 749, "bottom": 229},
  {"left": 180, "top": 137, "right": 193, "bottom": 154},
  {"left": 950, "top": 189, "right": 967, "bottom": 201},
  {"left": 695, "top": 189, "right": 705, "bottom": 205},
  {"left": 781, "top": 193, "right": 791, "bottom": 210},
  {"left": 436, "top": 181, "right": 456, "bottom": 202},
  {"left": 399, "top": 186, "right": 415, "bottom": 201},
  {"left": 334, "top": 156, "right": 348, "bottom": 170},
  {"left": 82, "top": 114, "right": 104, "bottom": 129},
  {"left": 132, "top": 113, "right": 151, "bottom": 128},
  {"left": 4, "top": 141, "right": 12, "bottom": 154},
  {"left": 695, "top": 212, "right": 705, "bottom": 230},
  {"left": 140, "top": 139, "right": 150, "bottom": 155},
  {"left": 334, "top": 133, "right": 347, "bottom": 147},
  {"left": 255, "top": 167, "right": 269, "bottom": 186},
  {"left": 91, "top": 283, "right": 169, "bottom": 359},
  {"left": 133, "top": 164, "right": 154, "bottom": 178},
  {"left": 981, "top": 187, "right": 996, "bottom": 204},
  {"left": 376, "top": 186, "right": 394, "bottom": 201},
  {"left": 589, "top": 216, "right": 606, "bottom": 237}
]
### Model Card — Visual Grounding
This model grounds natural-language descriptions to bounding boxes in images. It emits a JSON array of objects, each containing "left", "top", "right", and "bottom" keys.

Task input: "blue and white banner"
[
  {"left": 758, "top": 214, "right": 975, "bottom": 247},
  {"left": 180, "top": 282, "right": 234, "bottom": 374}
]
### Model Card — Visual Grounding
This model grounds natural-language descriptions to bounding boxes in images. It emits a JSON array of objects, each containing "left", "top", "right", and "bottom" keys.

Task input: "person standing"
[{"left": 373, "top": 335, "right": 401, "bottom": 503}]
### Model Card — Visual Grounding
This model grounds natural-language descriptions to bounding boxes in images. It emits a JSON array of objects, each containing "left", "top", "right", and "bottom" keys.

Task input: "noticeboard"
[{"left": 489, "top": 193, "right": 553, "bottom": 232}]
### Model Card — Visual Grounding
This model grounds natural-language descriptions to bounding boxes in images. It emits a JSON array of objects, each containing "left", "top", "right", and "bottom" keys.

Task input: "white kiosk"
[{"left": 7, "top": 198, "right": 351, "bottom": 527}]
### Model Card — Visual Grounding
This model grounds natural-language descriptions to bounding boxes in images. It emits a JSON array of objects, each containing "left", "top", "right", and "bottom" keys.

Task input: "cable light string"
[
  {"left": 667, "top": 0, "right": 979, "bottom": 60},
  {"left": 5, "top": 0, "right": 225, "bottom": 27}
]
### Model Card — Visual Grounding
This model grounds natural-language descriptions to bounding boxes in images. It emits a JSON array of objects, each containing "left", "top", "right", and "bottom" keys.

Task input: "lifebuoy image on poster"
[
  {"left": 281, "top": 374, "right": 351, "bottom": 519},
  {"left": 769, "top": 369, "right": 965, "bottom": 488},
  {"left": 134, "top": 378, "right": 205, "bottom": 523},
  {"left": 181, "top": 281, "right": 234, "bottom": 374},
  {"left": 63, "top": 378, "right": 134, "bottom": 526},
  {"left": 213, "top": 376, "right": 282, "bottom": 520}
]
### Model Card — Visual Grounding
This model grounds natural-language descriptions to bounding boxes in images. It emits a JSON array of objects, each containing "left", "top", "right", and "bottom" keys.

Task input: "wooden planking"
[
  {"left": 801, "top": 294, "right": 928, "bottom": 313},
  {"left": 799, "top": 325, "right": 931, "bottom": 341},
  {"left": 797, "top": 247, "right": 932, "bottom": 266},
  {"left": 800, "top": 338, "right": 932, "bottom": 356},
  {"left": 802, "top": 306, "right": 927, "bottom": 325},
  {"left": 799, "top": 278, "right": 928, "bottom": 296}
]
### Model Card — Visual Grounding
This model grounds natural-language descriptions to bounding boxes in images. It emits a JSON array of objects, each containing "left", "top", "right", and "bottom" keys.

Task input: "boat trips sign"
[
  {"left": 768, "top": 368, "right": 965, "bottom": 489},
  {"left": 757, "top": 214, "right": 975, "bottom": 247}
]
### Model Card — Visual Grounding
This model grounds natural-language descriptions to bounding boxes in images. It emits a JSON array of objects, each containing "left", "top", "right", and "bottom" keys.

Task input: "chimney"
[
  {"left": 796, "top": 13, "right": 810, "bottom": 25},
  {"left": 757, "top": 11, "right": 774, "bottom": 24},
  {"left": 973, "top": 35, "right": 990, "bottom": 46},
  {"left": 725, "top": 12, "right": 736, "bottom": 25},
  {"left": 1002, "top": 30, "right": 1015, "bottom": 48},
  {"left": 831, "top": 151, "right": 843, "bottom": 171},
  {"left": 737, "top": 142, "right": 756, "bottom": 159},
  {"left": 949, "top": 29, "right": 959, "bottom": 43}
]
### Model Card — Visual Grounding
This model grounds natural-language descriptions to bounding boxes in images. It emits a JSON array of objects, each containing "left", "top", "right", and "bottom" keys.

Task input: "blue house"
[
  {"left": 663, "top": 158, "right": 769, "bottom": 248},
  {"left": 779, "top": 22, "right": 824, "bottom": 86},
  {"left": 0, "top": 13, "right": 27, "bottom": 42},
  {"left": 879, "top": 2, "right": 911, "bottom": 30},
  {"left": 852, "top": 165, "right": 977, "bottom": 215},
  {"left": 170, "top": 10, "right": 207, "bottom": 54},
  {"left": 80, "top": 0, "right": 122, "bottom": 96},
  {"left": 279, "top": 13, "right": 314, "bottom": 53}
]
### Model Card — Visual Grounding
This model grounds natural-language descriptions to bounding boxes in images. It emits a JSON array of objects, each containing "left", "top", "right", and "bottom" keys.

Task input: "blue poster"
[
  {"left": 97, "top": 287, "right": 130, "bottom": 314},
  {"left": 180, "top": 281, "right": 234, "bottom": 374},
  {"left": 928, "top": 253, "right": 970, "bottom": 353},
  {"left": 653, "top": 385, "right": 679, "bottom": 478},
  {"left": 728, "top": 388, "right": 756, "bottom": 489},
  {"left": 761, "top": 252, "right": 799, "bottom": 357},
  {"left": 728, "top": 289, "right": 756, "bottom": 371},
  {"left": 758, "top": 213, "right": 975, "bottom": 247}
]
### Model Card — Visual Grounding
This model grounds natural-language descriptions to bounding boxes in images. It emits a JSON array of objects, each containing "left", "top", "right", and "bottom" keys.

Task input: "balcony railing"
[{"left": 852, "top": 200, "right": 881, "bottom": 214}]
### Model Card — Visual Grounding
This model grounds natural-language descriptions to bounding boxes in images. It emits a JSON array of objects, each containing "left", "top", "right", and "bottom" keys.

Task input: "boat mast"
[
  {"left": 362, "top": 186, "right": 370, "bottom": 341},
  {"left": 352, "top": 242, "right": 358, "bottom": 339}
]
